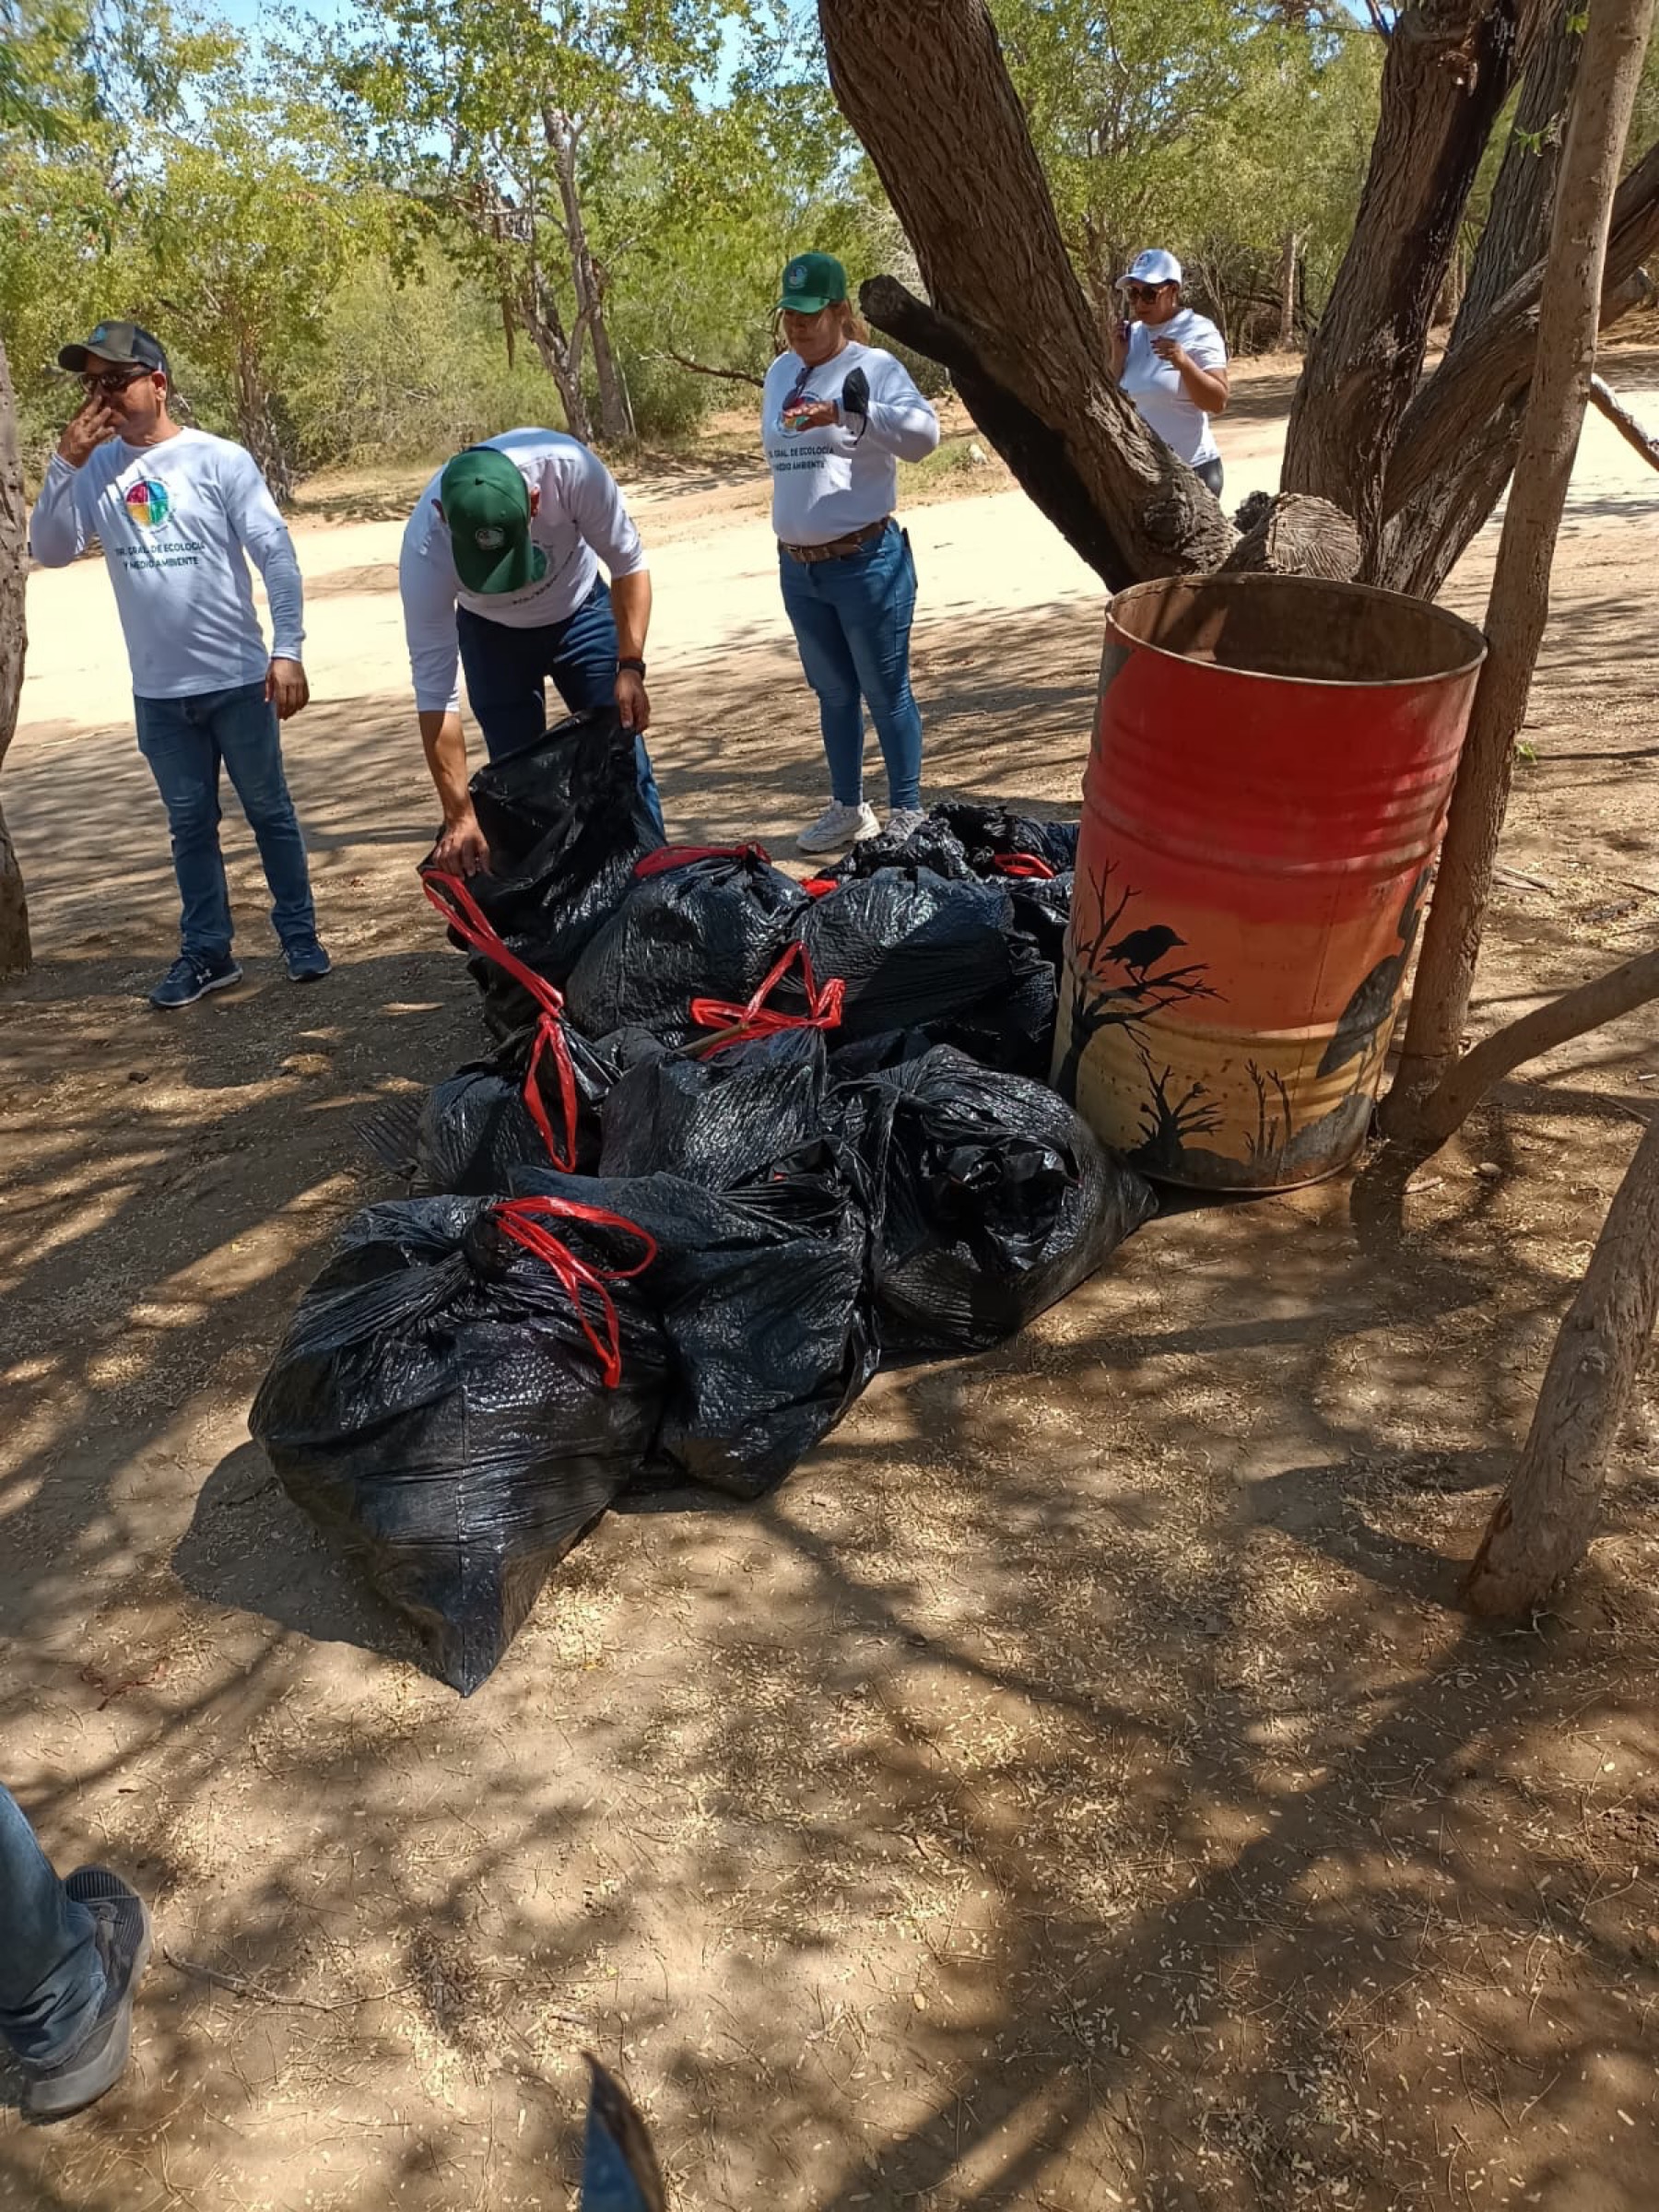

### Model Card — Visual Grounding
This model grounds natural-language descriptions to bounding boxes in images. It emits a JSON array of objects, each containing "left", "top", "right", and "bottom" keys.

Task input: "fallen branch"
[
  {"left": 1410, "top": 943, "right": 1659, "bottom": 1148},
  {"left": 1464, "top": 1110, "right": 1659, "bottom": 1618},
  {"left": 1588, "top": 371, "right": 1659, "bottom": 471},
  {"left": 650, "top": 347, "right": 765, "bottom": 391},
  {"left": 163, "top": 1944, "right": 414, "bottom": 2014}
]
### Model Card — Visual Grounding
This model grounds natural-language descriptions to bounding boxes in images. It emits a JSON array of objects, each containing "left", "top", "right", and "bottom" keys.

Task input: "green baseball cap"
[
  {"left": 439, "top": 445, "right": 547, "bottom": 595},
  {"left": 777, "top": 251, "right": 849, "bottom": 315}
]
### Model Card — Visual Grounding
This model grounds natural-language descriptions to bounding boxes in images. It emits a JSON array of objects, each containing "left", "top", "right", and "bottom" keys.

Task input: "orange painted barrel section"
[{"left": 1054, "top": 573, "right": 1487, "bottom": 1189}]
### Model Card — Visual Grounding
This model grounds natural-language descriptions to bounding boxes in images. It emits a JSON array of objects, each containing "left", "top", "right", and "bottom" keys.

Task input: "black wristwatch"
[{"left": 618, "top": 656, "right": 647, "bottom": 677}]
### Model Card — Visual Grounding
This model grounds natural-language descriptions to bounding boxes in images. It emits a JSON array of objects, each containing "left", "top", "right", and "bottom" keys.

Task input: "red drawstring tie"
[
  {"left": 992, "top": 852, "right": 1058, "bottom": 881},
  {"left": 633, "top": 841, "right": 772, "bottom": 878},
  {"left": 799, "top": 876, "right": 840, "bottom": 899},
  {"left": 689, "top": 940, "right": 845, "bottom": 1048},
  {"left": 492, "top": 1195, "right": 657, "bottom": 1391},
  {"left": 420, "top": 869, "right": 582, "bottom": 1171}
]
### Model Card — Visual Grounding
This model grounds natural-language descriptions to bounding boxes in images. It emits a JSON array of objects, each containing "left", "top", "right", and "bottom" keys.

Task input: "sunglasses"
[
  {"left": 1123, "top": 283, "right": 1168, "bottom": 303},
  {"left": 81, "top": 364, "right": 153, "bottom": 397}
]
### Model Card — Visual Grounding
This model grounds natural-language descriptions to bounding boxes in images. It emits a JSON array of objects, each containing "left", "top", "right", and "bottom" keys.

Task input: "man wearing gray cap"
[{"left": 28, "top": 321, "right": 329, "bottom": 1007}]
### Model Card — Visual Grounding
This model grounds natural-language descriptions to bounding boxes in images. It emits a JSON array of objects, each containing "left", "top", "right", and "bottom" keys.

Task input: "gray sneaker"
[
  {"left": 797, "top": 799, "right": 879, "bottom": 855},
  {"left": 20, "top": 1869, "right": 152, "bottom": 2122},
  {"left": 884, "top": 807, "right": 929, "bottom": 842}
]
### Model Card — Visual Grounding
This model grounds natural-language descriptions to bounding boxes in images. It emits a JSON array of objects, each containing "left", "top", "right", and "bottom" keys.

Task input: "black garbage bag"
[
  {"left": 931, "top": 935, "right": 1059, "bottom": 1079},
  {"left": 931, "top": 800, "right": 1079, "bottom": 877},
  {"left": 599, "top": 1025, "right": 830, "bottom": 1190},
  {"left": 787, "top": 871, "right": 1016, "bottom": 1041},
  {"left": 451, "top": 710, "right": 665, "bottom": 1032},
  {"left": 830, "top": 1045, "right": 1157, "bottom": 1356},
  {"left": 250, "top": 1192, "right": 667, "bottom": 1694},
  {"left": 563, "top": 844, "right": 806, "bottom": 1041},
  {"left": 514, "top": 1156, "right": 877, "bottom": 1499},
  {"left": 1007, "top": 869, "right": 1074, "bottom": 970},
  {"left": 410, "top": 1018, "right": 618, "bottom": 1194},
  {"left": 811, "top": 818, "right": 977, "bottom": 886}
]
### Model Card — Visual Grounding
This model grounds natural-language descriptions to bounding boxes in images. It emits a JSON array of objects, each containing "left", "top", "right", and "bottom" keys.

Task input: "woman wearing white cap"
[{"left": 1110, "top": 250, "right": 1230, "bottom": 497}]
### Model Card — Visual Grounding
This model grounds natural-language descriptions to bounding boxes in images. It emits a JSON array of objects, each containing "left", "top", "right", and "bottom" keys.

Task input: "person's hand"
[
  {"left": 1150, "top": 336, "right": 1190, "bottom": 371},
  {"left": 58, "top": 394, "right": 117, "bottom": 468},
  {"left": 784, "top": 398, "right": 839, "bottom": 432},
  {"left": 265, "top": 657, "right": 310, "bottom": 721},
  {"left": 615, "top": 667, "right": 651, "bottom": 734},
  {"left": 430, "top": 806, "right": 491, "bottom": 878}
]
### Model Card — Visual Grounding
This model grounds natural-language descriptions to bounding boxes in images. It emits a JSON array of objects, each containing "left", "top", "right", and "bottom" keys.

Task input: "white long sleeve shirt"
[
  {"left": 398, "top": 428, "right": 649, "bottom": 714},
  {"left": 28, "top": 427, "right": 303, "bottom": 700},
  {"left": 762, "top": 342, "right": 939, "bottom": 546}
]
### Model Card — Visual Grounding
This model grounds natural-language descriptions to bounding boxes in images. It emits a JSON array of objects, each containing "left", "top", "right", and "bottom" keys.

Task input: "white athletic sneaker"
[
  {"left": 797, "top": 799, "right": 880, "bottom": 855},
  {"left": 884, "top": 807, "right": 928, "bottom": 842}
]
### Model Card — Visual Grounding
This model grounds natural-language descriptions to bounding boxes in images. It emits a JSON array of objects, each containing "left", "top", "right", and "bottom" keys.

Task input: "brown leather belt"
[{"left": 779, "top": 515, "right": 892, "bottom": 564}]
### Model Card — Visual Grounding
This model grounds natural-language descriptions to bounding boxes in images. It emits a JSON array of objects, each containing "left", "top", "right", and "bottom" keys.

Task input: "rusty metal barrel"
[{"left": 1054, "top": 572, "right": 1487, "bottom": 1189}]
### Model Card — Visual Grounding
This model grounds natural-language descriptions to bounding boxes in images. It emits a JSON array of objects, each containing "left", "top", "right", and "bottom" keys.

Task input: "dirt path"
[{"left": 3, "top": 359, "right": 1659, "bottom": 2212}]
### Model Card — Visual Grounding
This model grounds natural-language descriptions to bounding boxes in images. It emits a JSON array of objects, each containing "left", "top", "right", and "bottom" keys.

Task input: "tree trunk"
[
  {"left": 1464, "top": 1111, "right": 1659, "bottom": 1617},
  {"left": 545, "top": 107, "right": 634, "bottom": 445},
  {"left": 818, "top": 0, "right": 1237, "bottom": 589},
  {"left": 1279, "top": 0, "right": 1536, "bottom": 560},
  {"left": 1376, "top": 1, "right": 1587, "bottom": 594},
  {"left": 234, "top": 339, "right": 292, "bottom": 507},
  {"left": 0, "top": 329, "right": 30, "bottom": 978},
  {"left": 1276, "top": 229, "right": 1300, "bottom": 350},
  {"left": 1376, "top": 137, "right": 1659, "bottom": 595},
  {"left": 1386, "top": 0, "right": 1659, "bottom": 1129},
  {"left": 521, "top": 263, "right": 594, "bottom": 444}
]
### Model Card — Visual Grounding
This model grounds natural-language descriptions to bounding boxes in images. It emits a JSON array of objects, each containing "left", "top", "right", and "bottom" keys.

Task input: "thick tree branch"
[
  {"left": 651, "top": 348, "right": 765, "bottom": 391},
  {"left": 819, "top": 0, "right": 1236, "bottom": 587},
  {"left": 1383, "top": 137, "right": 1659, "bottom": 523},
  {"left": 1589, "top": 371, "right": 1659, "bottom": 471},
  {"left": 1464, "top": 1111, "right": 1659, "bottom": 1618},
  {"left": 1409, "top": 945, "right": 1659, "bottom": 1149},
  {"left": 1281, "top": 0, "right": 1539, "bottom": 553}
]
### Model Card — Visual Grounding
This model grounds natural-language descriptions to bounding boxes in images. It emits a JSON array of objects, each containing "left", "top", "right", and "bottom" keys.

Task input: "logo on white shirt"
[{"left": 124, "top": 479, "right": 171, "bottom": 529}]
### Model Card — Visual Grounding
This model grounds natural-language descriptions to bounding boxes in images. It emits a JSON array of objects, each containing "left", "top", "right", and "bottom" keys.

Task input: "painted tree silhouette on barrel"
[{"left": 1054, "top": 858, "right": 1218, "bottom": 1100}]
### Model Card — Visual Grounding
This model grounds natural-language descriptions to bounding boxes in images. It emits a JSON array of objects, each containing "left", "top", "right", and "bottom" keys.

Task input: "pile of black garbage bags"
[{"left": 253, "top": 712, "right": 1157, "bottom": 1692}]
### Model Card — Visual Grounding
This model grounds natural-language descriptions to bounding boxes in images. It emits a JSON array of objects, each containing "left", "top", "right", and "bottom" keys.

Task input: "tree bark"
[
  {"left": 1276, "top": 229, "right": 1300, "bottom": 350},
  {"left": 1377, "top": 136, "right": 1659, "bottom": 594},
  {"left": 0, "top": 330, "right": 32, "bottom": 979},
  {"left": 1279, "top": 0, "right": 1536, "bottom": 559},
  {"left": 1464, "top": 1111, "right": 1659, "bottom": 1617},
  {"left": 1589, "top": 369, "right": 1659, "bottom": 468},
  {"left": 818, "top": 0, "right": 1236, "bottom": 589},
  {"left": 1409, "top": 944, "right": 1659, "bottom": 1148},
  {"left": 545, "top": 108, "right": 634, "bottom": 444},
  {"left": 1386, "top": 0, "right": 1659, "bottom": 1130},
  {"left": 235, "top": 339, "right": 292, "bottom": 507},
  {"left": 1218, "top": 492, "right": 1361, "bottom": 580}
]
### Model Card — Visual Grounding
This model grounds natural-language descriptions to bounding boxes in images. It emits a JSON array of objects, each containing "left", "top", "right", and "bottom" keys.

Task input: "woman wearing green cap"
[{"left": 764, "top": 252, "right": 940, "bottom": 853}]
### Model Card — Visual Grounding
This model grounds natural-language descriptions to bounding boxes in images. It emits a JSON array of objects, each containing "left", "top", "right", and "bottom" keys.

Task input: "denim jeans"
[
  {"left": 134, "top": 682, "right": 317, "bottom": 962},
  {"left": 778, "top": 521, "right": 924, "bottom": 813},
  {"left": 457, "top": 577, "right": 664, "bottom": 833},
  {"left": 0, "top": 1784, "right": 104, "bottom": 2067}
]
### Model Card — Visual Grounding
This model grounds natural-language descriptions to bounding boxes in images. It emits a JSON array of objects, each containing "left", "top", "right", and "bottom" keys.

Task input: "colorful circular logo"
[
  {"left": 124, "top": 478, "right": 170, "bottom": 529},
  {"left": 787, "top": 260, "right": 806, "bottom": 288},
  {"left": 474, "top": 524, "right": 505, "bottom": 550}
]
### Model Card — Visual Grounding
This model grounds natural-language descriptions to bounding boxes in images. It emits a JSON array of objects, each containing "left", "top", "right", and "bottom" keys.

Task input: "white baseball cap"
[{"left": 1120, "top": 249, "right": 1182, "bottom": 288}]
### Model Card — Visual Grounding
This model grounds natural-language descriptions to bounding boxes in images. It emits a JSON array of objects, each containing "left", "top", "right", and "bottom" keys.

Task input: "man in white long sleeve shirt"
[
  {"left": 397, "top": 429, "right": 660, "bottom": 877},
  {"left": 29, "top": 323, "right": 327, "bottom": 1007}
]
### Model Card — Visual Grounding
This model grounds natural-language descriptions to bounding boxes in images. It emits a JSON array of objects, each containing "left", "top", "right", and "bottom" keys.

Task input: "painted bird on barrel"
[
  {"left": 581, "top": 2055, "right": 666, "bottom": 2212},
  {"left": 1105, "top": 924, "right": 1186, "bottom": 985}
]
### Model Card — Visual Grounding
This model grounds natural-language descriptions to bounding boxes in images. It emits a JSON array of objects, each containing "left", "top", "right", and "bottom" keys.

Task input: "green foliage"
[{"left": 988, "top": 0, "right": 1382, "bottom": 342}]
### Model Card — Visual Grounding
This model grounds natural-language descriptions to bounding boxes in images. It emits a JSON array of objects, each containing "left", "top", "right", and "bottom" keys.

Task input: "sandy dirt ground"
[{"left": 4, "top": 355, "right": 1659, "bottom": 2212}]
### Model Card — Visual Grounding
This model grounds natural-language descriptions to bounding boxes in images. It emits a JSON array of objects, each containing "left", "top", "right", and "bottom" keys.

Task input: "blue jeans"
[
  {"left": 779, "top": 521, "right": 924, "bottom": 812},
  {"left": 134, "top": 683, "right": 317, "bottom": 962},
  {"left": 457, "top": 577, "right": 664, "bottom": 832},
  {"left": 0, "top": 1784, "right": 104, "bottom": 2067}
]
